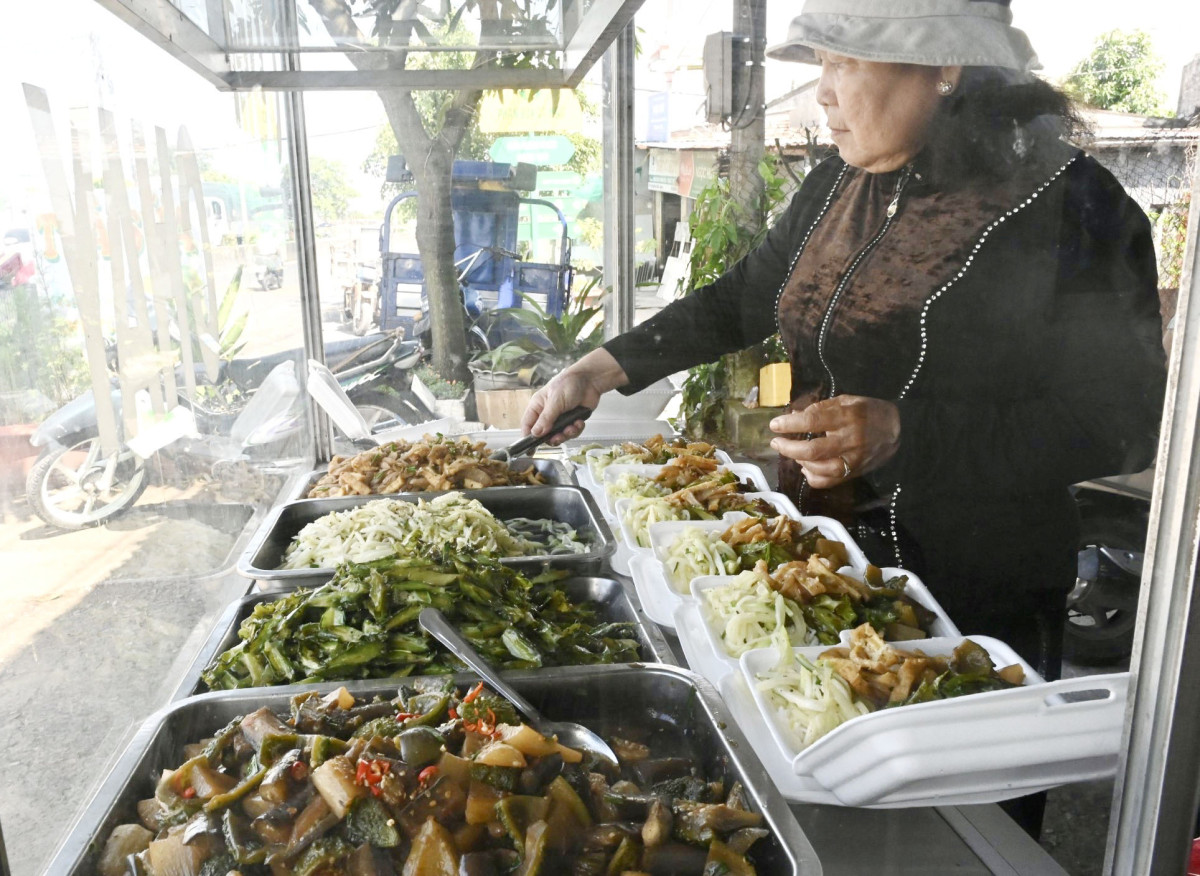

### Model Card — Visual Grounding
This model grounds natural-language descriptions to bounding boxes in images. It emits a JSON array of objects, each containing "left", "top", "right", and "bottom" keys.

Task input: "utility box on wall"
[{"left": 703, "top": 31, "right": 751, "bottom": 124}]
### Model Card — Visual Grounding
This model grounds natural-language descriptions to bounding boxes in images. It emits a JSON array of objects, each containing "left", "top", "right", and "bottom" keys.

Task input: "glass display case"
[{"left": 2, "top": 1, "right": 1199, "bottom": 874}]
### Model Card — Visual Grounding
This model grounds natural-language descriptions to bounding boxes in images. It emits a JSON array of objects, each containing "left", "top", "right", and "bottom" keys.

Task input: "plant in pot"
[
  {"left": 468, "top": 279, "right": 606, "bottom": 391},
  {"left": 674, "top": 155, "right": 797, "bottom": 443},
  {"left": 410, "top": 362, "right": 471, "bottom": 419},
  {"left": 179, "top": 266, "right": 251, "bottom": 430}
]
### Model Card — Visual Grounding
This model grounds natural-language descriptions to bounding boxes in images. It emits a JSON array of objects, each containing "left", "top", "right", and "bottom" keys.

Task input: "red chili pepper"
[
  {"left": 448, "top": 708, "right": 458, "bottom": 720},
  {"left": 290, "top": 761, "right": 309, "bottom": 781},
  {"left": 463, "top": 682, "right": 485, "bottom": 704},
  {"left": 182, "top": 786, "right": 196, "bottom": 799},
  {"left": 418, "top": 765, "right": 439, "bottom": 785},
  {"left": 395, "top": 712, "right": 419, "bottom": 721},
  {"left": 355, "top": 758, "right": 392, "bottom": 797}
]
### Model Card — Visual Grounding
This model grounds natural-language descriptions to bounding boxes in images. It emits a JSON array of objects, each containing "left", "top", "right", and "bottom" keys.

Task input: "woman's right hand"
[{"left": 521, "top": 348, "right": 629, "bottom": 444}]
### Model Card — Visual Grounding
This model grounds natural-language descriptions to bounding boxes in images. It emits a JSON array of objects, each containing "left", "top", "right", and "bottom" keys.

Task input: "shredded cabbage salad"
[
  {"left": 663, "top": 527, "right": 738, "bottom": 591},
  {"left": 281, "top": 492, "right": 584, "bottom": 569},
  {"left": 504, "top": 517, "right": 590, "bottom": 556},
  {"left": 606, "top": 472, "right": 670, "bottom": 503},
  {"left": 622, "top": 496, "right": 688, "bottom": 547},
  {"left": 701, "top": 569, "right": 813, "bottom": 657},
  {"left": 754, "top": 651, "right": 872, "bottom": 751}
]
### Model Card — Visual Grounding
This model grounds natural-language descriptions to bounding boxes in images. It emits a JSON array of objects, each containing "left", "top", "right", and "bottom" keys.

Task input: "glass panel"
[{"left": 0, "top": 3, "right": 310, "bottom": 871}]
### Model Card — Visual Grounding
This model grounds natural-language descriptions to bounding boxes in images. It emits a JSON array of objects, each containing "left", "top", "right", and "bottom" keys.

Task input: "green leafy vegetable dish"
[{"left": 203, "top": 554, "right": 640, "bottom": 691}]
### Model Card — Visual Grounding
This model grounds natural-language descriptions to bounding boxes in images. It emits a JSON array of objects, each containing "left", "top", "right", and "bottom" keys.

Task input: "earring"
[{"left": 937, "top": 80, "right": 954, "bottom": 96}]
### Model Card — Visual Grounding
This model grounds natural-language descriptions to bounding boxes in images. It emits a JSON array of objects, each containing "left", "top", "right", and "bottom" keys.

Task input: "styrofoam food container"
[
  {"left": 713, "top": 667, "right": 1126, "bottom": 807},
  {"left": 600, "top": 461, "right": 771, "bottom": 518},
  {"left": 734, "top": 637, "right": 1130, "bottom": 805},
  {"left": 741, "top": 637, "right": 1039, "bottom": 777},
  {"left": 583, "top": 445, "right": 733, "bottom": 480},
  {"left": 686, "top": 566, "right": 961, "bottom": 675},
  {"left": 648, "top": 511, "right": 865, "bottom": 591}
]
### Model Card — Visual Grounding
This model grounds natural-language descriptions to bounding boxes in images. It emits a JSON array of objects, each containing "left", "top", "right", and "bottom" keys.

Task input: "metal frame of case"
[{"left": 53, "top": 1, "right": 1200, "bottom": 871}]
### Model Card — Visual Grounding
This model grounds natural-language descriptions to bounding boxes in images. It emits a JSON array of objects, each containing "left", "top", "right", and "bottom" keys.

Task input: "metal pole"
[
  {"left": 602, "top": 22, "right": 636, "bottom": 336},
  {"left": 1105, "top": 157, "right": 1200, "bottom": 874},
  {"left": 281, "top": 3, "right": 333, "bottom": 463}
]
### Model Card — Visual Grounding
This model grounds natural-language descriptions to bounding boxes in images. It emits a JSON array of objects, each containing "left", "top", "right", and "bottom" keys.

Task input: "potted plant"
[
  {"left": 410, "top": 363, "right": 471, "bottom": 420},
  {"left": 468, "top": 281, "right": 605, "bottom": 427}
]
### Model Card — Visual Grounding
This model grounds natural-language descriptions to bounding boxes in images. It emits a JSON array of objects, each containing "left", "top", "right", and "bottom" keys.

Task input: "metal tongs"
[
  {"left": 489, "top": 404, "right": 593, "bottom": 462},
  {"left": 419, "top": 608, "right": 619, "bottom": 767}
]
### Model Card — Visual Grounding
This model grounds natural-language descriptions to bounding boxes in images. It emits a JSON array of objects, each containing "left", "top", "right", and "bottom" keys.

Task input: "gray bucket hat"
[{"left": 767, "top": 0, "right": 1040, "bottom": 72}]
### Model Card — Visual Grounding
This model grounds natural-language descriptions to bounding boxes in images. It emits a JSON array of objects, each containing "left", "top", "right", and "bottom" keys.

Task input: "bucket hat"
[{"left": 766, "top": 0, "right": 1040, "bottom": 72}]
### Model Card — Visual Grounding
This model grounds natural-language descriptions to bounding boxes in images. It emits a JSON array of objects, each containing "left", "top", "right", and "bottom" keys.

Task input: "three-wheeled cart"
[{"left": 376, "top": 159, "right": 574, "bottom": 345}]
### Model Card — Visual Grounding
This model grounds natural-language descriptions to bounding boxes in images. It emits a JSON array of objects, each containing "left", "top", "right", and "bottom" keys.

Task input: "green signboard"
[{"left": 489, "top": 135, "right": 576, "bottom": 167}]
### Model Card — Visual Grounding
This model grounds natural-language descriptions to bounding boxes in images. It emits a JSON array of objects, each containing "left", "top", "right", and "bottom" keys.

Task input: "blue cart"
[{"left": 378, "top": 160, "right": 574, "bottom": 345}]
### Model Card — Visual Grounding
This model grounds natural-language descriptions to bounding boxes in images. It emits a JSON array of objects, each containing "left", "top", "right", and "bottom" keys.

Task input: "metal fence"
[{"left": 1092, "top": 138, "right": 1197, "bottom": 309}]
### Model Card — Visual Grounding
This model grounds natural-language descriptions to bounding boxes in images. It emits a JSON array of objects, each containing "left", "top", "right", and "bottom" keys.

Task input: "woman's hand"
[
  {"left": 769, "top": 395, "right": 901, "bottom": 489},
  {"left": 521, "top": 348, "right": 630, "bottom": 444}
]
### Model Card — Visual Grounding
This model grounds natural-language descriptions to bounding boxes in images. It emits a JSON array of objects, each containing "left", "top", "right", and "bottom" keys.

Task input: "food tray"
[
  {"left": 675, "top": 566, "right": 961, "bottom": 685},
  {"left": 599, "top": 461, "right": 772, "bottom": 518},
  {"left": 627, "top": 511, "right": 867, "bottom": 630},
  {"left": 172, "top": 576, "right": 679, "bottom": 700},
  {"left": 577, "top": 445, "right": 733, "bottom": 484},
  {"left": 298, "top": 456, "right": 570, "bottom": 500},
  {"left": 732, "top": 638, "right": 1127, "bottom": 806},
  {"left": 49, "top": 666, "right": 822, "bottom": 876},
  {"left": 238, "top": 484, "right": 614, "bottom": 584},
  {"left": 614, "top": 491, "right": 800, "bottom": 554}
]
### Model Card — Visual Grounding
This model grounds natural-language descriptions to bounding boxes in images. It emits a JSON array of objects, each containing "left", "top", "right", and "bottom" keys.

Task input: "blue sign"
[{"left": 646, "top": 92, "right": 670, "bottom": 142}]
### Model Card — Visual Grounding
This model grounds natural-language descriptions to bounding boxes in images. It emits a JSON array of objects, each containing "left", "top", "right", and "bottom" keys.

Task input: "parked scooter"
[
  {"left": 25, "top": 332, "right": 428, "bottom": 530},
  {"left": 1066, "top": 468, "right": 1152, "bottom": 665},
  {"left": 253, "top": 231, "right": 285, "bottom": 290}
]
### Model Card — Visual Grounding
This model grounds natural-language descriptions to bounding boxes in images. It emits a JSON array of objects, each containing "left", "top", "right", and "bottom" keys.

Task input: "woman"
[{"left": 522, "top": 0, "right": 1166, "bottom": 681}]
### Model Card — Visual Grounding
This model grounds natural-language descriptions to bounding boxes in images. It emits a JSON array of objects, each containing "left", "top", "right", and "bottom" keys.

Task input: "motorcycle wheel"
[
  {"left": 352, "top": 395, "right": 409, "bottom": 430},
  {"left": 1064, "top": 514, "right": 1144, "bottom": 666},
  {"left": 26, "top": 430, "right": 149, "bottom": 530}
]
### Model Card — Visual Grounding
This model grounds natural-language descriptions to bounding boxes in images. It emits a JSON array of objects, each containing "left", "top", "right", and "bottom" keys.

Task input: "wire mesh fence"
[{"left": 1091, "top": 137, "right": 1198, "bottom": 333}]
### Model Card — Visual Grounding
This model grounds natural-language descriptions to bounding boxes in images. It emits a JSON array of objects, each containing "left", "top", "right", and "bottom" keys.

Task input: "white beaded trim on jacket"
[
  {"left": 774, "top": 163, "right": 850, "bottom": 333},
  {"left": 889, "top": 486, "right": 904, "bottom": 567},
  {"left": 896, "top": 155, "right": 1078, "bottom": 399}
]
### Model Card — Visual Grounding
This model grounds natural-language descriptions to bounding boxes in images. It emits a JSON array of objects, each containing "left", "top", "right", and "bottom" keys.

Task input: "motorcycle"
[
  {"left": 253, "top": 231, "right": 285, "bottom": 290},
  {"left": 1066, "top": 468, "right": 1152, "bottom": 665},
  {"left": 25, "top": 331, "right": 429, "bottom": 531}
]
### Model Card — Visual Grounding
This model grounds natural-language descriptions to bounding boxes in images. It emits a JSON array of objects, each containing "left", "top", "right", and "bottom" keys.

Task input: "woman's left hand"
[{"left": 769, "top": 395, "right": 901, "bottom": 489}]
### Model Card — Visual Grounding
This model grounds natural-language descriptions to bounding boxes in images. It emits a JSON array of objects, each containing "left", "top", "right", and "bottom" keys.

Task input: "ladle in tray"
[{"left": 418, "top": 607, "right": 619, "bottom": 768}]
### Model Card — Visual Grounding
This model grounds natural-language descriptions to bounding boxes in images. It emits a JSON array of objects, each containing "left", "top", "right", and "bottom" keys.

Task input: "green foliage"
[
  {"left": 1064, "top": 29, "right": 1169, "bottom": 116},
  {"left": 308, "top": 156, "right": 357, "bottom": 224},
  {"left": 1150, "top": 200, "right": 1189, "bottom": 290},
  {"left": 181, "top": 266, "right": 250, "bottom": 366},
  {"left": 494, "top": 278, "right": 605, "bottom": 358},
  {"left": 0, "top": 284, "right": 89, "bottom": 423},
  {"left": 672, "top": 359, "right": 728, "bottom": 440},
  {"left": 470, "top": 278, "right": 605, "bottom": 385},
  {"left": 413, "top": 363, "right": 468, "bottom": 400},
  {"left": 675, "top": 154, "right": 796, "bottom": 439}
]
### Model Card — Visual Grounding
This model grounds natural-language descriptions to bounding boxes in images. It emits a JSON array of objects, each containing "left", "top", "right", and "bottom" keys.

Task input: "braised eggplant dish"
[{"left": 99, "top": 682, "right": 771, "bottom": 876}]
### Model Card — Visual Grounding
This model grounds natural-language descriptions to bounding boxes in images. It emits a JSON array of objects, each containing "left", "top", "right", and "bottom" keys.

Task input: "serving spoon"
[{"left": 418, "top": 607, "right": 619, "bottom": 768}]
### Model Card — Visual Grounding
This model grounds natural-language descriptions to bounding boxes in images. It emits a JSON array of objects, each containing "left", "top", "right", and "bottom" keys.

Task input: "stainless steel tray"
[
  {"left": 238, "top": 484, "right": 615, "bottom": 583},
  {"left": 49, "top": 665, "right": 821, "bottom": 876},
  {"left": 298, "top": 456, "right": 570, "bottom": 500},
  {"left": 172, "top": 576, "right": 678, "bottom": 699}
]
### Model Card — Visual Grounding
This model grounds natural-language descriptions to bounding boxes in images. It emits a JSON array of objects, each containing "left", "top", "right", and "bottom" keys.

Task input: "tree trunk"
[
  {"left": 307, "top": 2, "right": 491, "bottom": 386},
  {"left": 412, "top": 152, "right": 470, "bottom": 381},
  {"left": 729, "top": 0, "right": 766, "bottom": 234},
  {"left": 378, "top": 89, "right": 477, "bottom": 384}
]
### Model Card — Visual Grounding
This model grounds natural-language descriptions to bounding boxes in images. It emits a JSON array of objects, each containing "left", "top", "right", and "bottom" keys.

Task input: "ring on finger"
[{"left": 839, "top": 455, "right": 852, "bottom": 478}]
